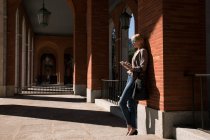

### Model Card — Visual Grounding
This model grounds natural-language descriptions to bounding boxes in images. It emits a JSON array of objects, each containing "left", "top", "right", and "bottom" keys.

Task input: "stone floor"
[{"left": 0, "top": 94, "right": 164, "bottom": 140}]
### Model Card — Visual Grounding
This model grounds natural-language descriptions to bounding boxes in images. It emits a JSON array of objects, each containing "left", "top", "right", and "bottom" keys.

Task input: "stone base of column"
[
  {"left": 86, "top": 88, "right": 101, "bottom": 103},
  {"left": 6, "top": 86, "right": 15, "bottom": 97},
  {"left": 0, "top": 86, "right": 6, "bottom": 97},
  {"left": 137, "top": 104, "right": 210, "bottom": 139},
  {"left": 73, "top": 84, "right": 86, "bottom": 96}
]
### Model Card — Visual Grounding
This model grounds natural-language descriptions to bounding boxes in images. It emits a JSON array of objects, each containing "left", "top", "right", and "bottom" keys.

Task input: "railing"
[
  {"left": 101, "top": 79, "right": 127, "bottom": 105},
  {"left": 185, "top": 73, "right": 210, "bottom": 130},
  {"left": 15, "top": 84, "right": 73, "bottom": 95}
]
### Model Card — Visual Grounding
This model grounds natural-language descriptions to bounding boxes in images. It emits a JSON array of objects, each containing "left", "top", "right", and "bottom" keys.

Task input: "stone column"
[
  {"left": 21, "top": 19, "right": 26, "bottom": 88},
  {"left": 27, "top": 31, "right": 31, "bottom": 87},
  {"left": 86, "top": 0, "right": 109, "bottom": 102},
  {"left": 0, "top": 0, "right": 7, "bottom": 97},
  {"left": 31, "top": 38, "right": 34, "bottom": 85},
  {"left": 70, "top": 0, "right": 87, "bottom": 96},
  {"left": 15, "top": 9, "right": 20, "bottom": 94}
]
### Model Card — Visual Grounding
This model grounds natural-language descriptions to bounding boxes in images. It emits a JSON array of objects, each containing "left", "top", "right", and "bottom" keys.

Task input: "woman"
[{"left": 119, "top": 33, "right": 148, "bottom": 136}]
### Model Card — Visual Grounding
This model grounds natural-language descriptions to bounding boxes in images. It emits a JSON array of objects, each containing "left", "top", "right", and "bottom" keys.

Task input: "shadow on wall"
[{"left": 144, "top": 39, "right": 160, "bottom": 134}]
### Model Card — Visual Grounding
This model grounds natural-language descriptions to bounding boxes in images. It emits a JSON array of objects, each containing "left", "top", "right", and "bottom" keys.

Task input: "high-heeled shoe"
[
  {"left": 126, "top": 131, "right": 129, "bottom": 136},
  {"left": 128, "top": 130, "right": 138, "bottom": 135}
]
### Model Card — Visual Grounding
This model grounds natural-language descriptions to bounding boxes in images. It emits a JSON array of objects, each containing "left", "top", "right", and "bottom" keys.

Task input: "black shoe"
[{"left": 129, "top": 130, "right": 138, "bottom": 135}]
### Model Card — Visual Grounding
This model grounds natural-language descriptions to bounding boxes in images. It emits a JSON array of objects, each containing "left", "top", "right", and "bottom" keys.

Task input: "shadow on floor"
[
  {"left": 8, "top": 95, "right": 86, "bottom": 103},
  {"left": 0, "top": 104, "right": 125, "bottom": 128}
]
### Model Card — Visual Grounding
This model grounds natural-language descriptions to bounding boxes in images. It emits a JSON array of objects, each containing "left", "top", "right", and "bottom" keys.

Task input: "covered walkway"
[{"left": 0, "top": 95, "right": 163, "bottom": 140}]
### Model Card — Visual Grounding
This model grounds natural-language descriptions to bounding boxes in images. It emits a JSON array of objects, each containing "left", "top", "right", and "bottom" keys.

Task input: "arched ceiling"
[
  {"left": 22, "top": 0, "right": 122, "bottom": 36},
  {"left": 23, "top": 0, "right": 73, "bottom": 36}
]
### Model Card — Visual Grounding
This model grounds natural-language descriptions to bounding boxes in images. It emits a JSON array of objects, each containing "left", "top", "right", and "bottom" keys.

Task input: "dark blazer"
[{"left": 132, "top": 48, "right": 148, "bottom": 74}]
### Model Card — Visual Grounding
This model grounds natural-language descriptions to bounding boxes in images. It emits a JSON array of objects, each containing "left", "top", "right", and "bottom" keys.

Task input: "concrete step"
[{"left": 176, "top": 128, "right": 210, "bottom": 140}]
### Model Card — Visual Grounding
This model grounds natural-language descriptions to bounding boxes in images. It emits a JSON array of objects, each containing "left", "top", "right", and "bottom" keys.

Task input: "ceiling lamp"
[
  {"left": 37, "top": 0, "right": 51, "bottom": 26},
  {"left": 120, "top": 8, "right": 132, "bottom": 30}
]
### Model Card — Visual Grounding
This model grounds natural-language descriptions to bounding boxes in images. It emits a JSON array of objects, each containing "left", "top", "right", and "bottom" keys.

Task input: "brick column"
[
  {"left": 86, "top": 0, "right": 109, "bottom": 102},
  {"left": 70, "top": 0, "right": 87, "bottom": 96},
  {"left": 0, "top": 0, "right": 7, "bottom": 97},
  {"left": 6, "top": 0, "right": 21, "bottom": 96},
  {"left": 137, "top": 0, "right": 206, "bottom": 138}
]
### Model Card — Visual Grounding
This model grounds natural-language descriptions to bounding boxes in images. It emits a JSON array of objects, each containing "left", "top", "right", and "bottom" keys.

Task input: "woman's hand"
[{"left": 120, "top": 61, "right": 133, "bottom": 71}]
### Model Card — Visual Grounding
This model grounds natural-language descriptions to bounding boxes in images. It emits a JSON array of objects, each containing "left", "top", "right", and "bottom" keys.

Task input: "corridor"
[{"left": 0, "top": 94, "right": 163, "bottom": 140}]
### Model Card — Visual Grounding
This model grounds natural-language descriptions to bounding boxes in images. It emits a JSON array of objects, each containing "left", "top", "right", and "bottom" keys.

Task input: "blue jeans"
[{"left": 119, "top": 75, "right": 137, "bottom": 128}]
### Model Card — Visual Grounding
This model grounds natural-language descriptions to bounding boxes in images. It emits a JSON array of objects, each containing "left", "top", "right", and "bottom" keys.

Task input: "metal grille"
[{"left": 101, "top": 80, "right": 126, "bottom": 105}]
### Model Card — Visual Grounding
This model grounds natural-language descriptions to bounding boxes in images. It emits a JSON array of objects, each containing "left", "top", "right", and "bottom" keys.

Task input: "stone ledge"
[
  {"left": 176, "top": 128, "right": 210, "bottom": 140},
  {"left": 95, "top": 99, "right": 124, "bottom": 119}
]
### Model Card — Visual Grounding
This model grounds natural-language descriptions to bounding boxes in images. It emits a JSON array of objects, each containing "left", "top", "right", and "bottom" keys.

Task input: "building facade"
[{"left": 0, "top": 0, "right": 209, "bottom": 138}]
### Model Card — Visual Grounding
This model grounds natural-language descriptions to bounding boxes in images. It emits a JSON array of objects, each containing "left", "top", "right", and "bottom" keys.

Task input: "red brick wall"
[
  {"left": 87, "top": 0, "right": 109, "bottom": 89},
  {"left": 138, "top": 0, "right": 164, "bottom": 110},
  {"left": 163, "top": 0, "right": 206, "bottom": 111},
  {"left": 71, "top": 0, "right": 87, "bottom": 86}
]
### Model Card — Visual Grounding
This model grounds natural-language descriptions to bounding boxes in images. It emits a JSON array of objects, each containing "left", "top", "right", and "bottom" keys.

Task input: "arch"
[
  {"left": 66, "top": 0, "right": 76, "bottom": 18},
  {"left": 34, "top": 41, "right": 59, "bottom": 84},
  {"left": 110, "top": 0, "right": 138, "bottom": 35},
  {"left": 40, "top": 53, "right": 57, "bottom": 84},
  {"left": 110, "top": 2, "right": 137, "bottom": 80}
]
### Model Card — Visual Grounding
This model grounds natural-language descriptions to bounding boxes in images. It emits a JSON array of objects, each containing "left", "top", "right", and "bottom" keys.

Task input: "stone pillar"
[
  {"left": 21, "top": 19, "right": 26, "bottom": 88},
  {"left": 31, "top": 38, "right": 34, "bottom": 85},
  {"left": 27, "top": 31, "right": 31, "bottom": 87},
  {"left": 86, "top": 0, "right": 109, "bottom": 102},
  {"left": 70, "top": 0, "right": 87, "bottom": 96},
  {"left": 0, "top": 0, "right": 7, "bottom": 97},
  {"left": 15, "top": 9, "right": 20, "bottom": 94}
]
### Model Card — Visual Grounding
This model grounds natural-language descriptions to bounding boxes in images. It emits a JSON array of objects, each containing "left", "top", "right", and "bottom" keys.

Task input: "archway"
[
  {"left": 40, "top": 53, "right": 57, "bottom": 84},
  {"left": 121, "top": 7, "right": 135, "bottom": 80}
]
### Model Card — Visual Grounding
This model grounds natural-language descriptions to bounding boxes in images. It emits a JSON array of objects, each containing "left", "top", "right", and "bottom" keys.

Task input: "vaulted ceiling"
[
  {"left": 23, "top": 0, "right": 121, "bottom": 36},
  {"left": 23, "top": 0, "right": 73, "bottom": 36}
]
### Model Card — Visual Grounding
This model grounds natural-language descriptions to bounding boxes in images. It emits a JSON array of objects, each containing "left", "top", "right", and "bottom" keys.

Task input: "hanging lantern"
[
  {"left": 37, "top": 0, "right": 51, "bottom": 26},
  {"left": 120, "top": 9, "right": 132, "bottom": 30}
]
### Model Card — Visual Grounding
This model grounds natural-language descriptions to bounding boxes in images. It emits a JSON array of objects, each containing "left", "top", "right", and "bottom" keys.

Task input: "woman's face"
[{"left": 132, "top": 38, "right": 143, "bottom": 49}]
